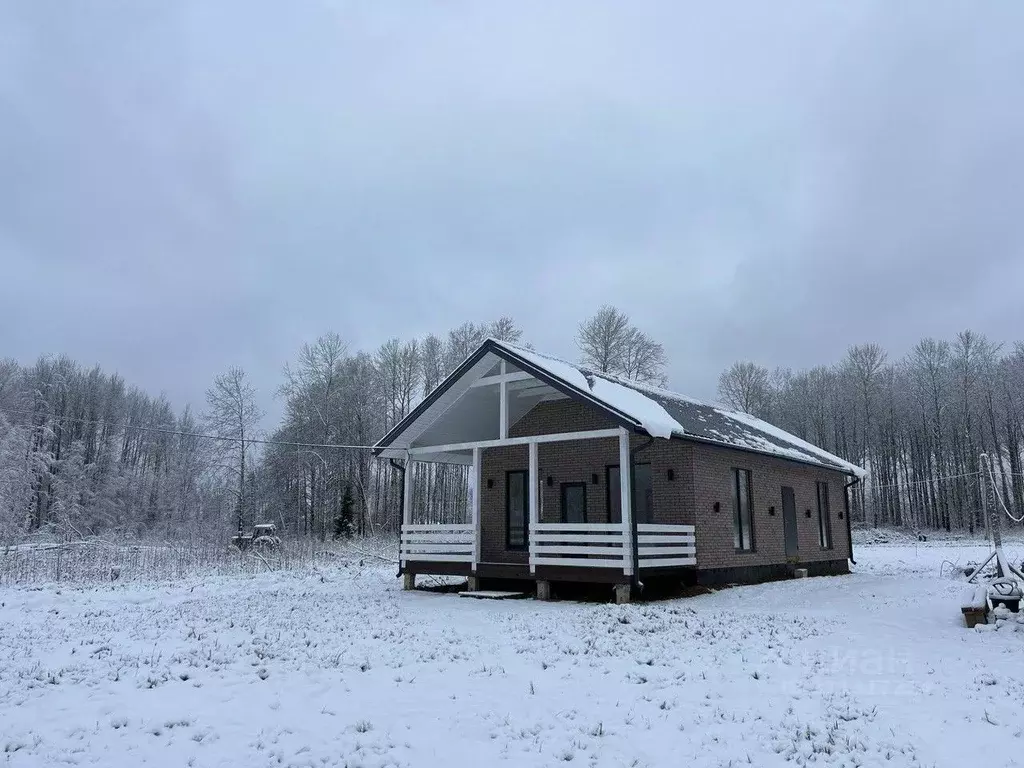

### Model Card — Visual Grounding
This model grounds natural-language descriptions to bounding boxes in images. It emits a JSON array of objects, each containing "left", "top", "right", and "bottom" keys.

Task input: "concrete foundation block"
[
  {"left": 614, "top": 584, "right": 632, "bottom": 604},
  {"left": 535, "top": 580, "right": 552, "bottom": 601},
  {"left": 466, "top": 576, "right": 480, "bottom": 592},
  {"left": 402, "top": 573, "right": 416, "bottom": 590},
  {"left": 794, "top": 568, "right": 808, "bottom": 579}
]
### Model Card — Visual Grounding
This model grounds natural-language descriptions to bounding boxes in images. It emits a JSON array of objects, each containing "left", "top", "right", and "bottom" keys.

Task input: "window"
[
  {"left": 606, "top": 464, "right": 653, "bottom": 524},
  {"left": 607, "top": 467, "right": 620, "bottom": 523},
  {"left": 732, "top": 468, "right": 754, "bottom": 551},
  {"left": 561, "top": 482, "right": 587, "bottom": 523},
  {"left": 817, "top": 481, "right": 832, "bottom": 549},
  {"left": 506, "top": 470, "right": 528, "bottom": 550}
]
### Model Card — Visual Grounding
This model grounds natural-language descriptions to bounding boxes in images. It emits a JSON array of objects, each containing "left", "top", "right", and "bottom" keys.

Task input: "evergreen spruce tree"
[{"left": 334, "top": 484, "right": 355, "bottom": 539}]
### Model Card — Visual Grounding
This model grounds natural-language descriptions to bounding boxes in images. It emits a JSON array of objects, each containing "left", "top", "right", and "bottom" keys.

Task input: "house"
[{"left": 373, "top": 339, "right": 866, "bottom": 603}]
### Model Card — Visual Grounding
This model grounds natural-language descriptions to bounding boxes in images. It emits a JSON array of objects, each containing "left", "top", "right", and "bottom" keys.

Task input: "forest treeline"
[
  {"left": 0, "top": 306, "right": 664, "bottom": 543},
  {"left": 718, "top": 331, "right": 1024, "bottom": 532},
  {"left": 0, "top": 317, "right": 523, "bottom": 542},
  {"left": 2, "top": 310, "right": 1019, "bottom": 543}
]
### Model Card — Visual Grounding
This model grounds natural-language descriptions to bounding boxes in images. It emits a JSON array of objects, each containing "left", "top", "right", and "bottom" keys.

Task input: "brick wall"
[
  {"left": 479, "top": 443, "right": 530, "bottom": 564},
  {"left": 478, "top": 399, "right": 850, "bottom": 572},
  {"left": 691, "top": 443, "right": 851, "bottom": 570}
]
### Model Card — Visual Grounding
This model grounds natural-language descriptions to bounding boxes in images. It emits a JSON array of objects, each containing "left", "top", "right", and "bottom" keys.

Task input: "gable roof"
[{"left": 374, "top": 338, "right": 866, "bottom": 478}]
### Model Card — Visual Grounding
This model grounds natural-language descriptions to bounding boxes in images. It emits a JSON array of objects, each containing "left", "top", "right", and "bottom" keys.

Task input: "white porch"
[
  {"left": 398, "top": 518, "right": 697, "bottom": 576},
  {"left": 379, "top": 348, "right": 696, "bottom": 589}
]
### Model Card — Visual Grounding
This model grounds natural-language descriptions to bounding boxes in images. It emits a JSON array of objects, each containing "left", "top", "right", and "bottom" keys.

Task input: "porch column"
[
  {"left": 402, "top": 451, "right": 414, "bottom": 528},
  {"left": 471, "top": 446, "right": 482, "bottom": 572},
  {"left": 499, "top": 360, "right": 507, "bottom": 438},
  {"left": 618, "top": 428, "right": 634, "bottom": 576},
  {"left": 528, "top": 440, "right": 539, "bottom": 574},
  {"left": 401, "top": 451, "right": 413, "bottom": 573}
]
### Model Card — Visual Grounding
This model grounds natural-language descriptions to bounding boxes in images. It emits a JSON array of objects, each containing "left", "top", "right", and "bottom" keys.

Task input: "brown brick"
[{"left": 479, "top": 399, "right": 850, "bottom": 572}]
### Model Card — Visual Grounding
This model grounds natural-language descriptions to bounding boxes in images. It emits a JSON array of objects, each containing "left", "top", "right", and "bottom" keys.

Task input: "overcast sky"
[{"left": 3, "top": 2, "right": 1024, "bottom": 426}]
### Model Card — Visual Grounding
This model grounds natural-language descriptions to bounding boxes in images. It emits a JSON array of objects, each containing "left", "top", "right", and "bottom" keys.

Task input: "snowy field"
[{"left": 2, "top": 539, "right": 1024, "bottom": 767}]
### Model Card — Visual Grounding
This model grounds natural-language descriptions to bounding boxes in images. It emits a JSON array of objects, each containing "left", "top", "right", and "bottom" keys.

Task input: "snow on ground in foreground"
[{"left": 2, "top": 544, "right": 1024, "bottom": 767}]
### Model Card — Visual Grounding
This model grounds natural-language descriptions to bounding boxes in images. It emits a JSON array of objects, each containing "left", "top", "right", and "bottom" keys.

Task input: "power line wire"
[
  {"left": 5, "top": 406, "right": 1024, "bottom": 495},
  {"left": 867, "top": 471, "right": 980, "bottom": 492},
  {"left": 984, "top": 454, "right": 1024, "bottom": 523}
]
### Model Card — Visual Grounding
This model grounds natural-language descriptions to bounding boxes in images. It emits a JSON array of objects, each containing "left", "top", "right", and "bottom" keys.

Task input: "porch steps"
[{"left": 459, "top": 590, "right": 530, "bottom": 600}]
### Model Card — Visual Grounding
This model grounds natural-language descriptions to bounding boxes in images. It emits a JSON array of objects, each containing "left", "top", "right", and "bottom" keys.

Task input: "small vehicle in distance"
[{"left": 231, "top": 522, "right": 281, "bottom": 551}]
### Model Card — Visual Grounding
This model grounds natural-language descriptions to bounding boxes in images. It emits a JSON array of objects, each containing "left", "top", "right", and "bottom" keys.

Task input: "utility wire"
[
  {"left": 6, "top": 406, "right": 1024, "bottom": 498},
  {"left": 984, "top": 454, "right": 1024, "bottom": 523},
  {"left": 863, "top": 471, "right": 980, "bottom": 492},
  {"left": 0, "top": 407, "right": 380, "bottom": 451}
]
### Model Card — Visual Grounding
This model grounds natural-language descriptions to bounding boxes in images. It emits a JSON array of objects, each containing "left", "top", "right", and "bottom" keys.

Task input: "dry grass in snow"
[{"left": 2, "top": 540, "right": 1024, "bottom": 767}]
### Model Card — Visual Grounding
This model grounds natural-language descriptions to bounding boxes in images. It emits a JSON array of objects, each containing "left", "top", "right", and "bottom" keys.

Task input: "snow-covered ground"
[{"left": 2, "top": 541, "right": 1024, "bottom": 767}]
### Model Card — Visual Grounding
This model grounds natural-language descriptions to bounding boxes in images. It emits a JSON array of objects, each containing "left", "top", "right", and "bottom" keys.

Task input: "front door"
[
  {"left": 561, "top": 482, "right": 587, "bottom": 523},
  {"left": 781, "top": 486, "right": 799, "bottom": 557}
]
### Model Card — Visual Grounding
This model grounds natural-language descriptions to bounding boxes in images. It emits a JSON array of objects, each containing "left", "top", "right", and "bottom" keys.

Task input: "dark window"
[
  {"left": 634, "top": 464, "right": 652, "bottom": 524},
  {"left": 506, "top": 470, "right": 528, "bottom": 550},
  {"left": 817, "top": 481, "right": 832, "bottom": 549},
  {"left": 607, "top": 466, "right": 620, "bottom": 523},
  {"left": 561, "top": 482, "right": 587, "bottom": 523},
  {"left": 605, "top": 464, "right": 653, "bottom": 524},
  {"left": 732, "top": 468, "right": 754, "bottom": 551}
]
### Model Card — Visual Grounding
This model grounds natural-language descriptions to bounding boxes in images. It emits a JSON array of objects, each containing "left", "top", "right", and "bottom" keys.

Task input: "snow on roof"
[
  {"left": 507, "top": 344, "right": 681, "bottom": 439},
  {"left": 496, "top": 340, "right": 866, "bottom": 478}
]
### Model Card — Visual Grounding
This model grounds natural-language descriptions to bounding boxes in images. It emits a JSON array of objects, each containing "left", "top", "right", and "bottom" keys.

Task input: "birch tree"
[
  {"left": 204, "top": 367, "right": 263, "bottom": 533},
  {"left": 718, "top": 329, "right": 1024, "bottom": 533}
]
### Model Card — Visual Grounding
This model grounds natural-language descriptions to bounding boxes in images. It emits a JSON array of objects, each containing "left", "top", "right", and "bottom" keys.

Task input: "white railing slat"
[
  {"left": 638, "top": 556, "right": 696, "bottom": 567},
  {"left": 637, "top": 524, "right": 695, "bottom": 534},
  {"left": 402, "top": 524, "right": 474, "bottom": 532},
  {"left": 532, "top": 523, "right": 623, "bottom": 532},
  {"left": 530, "top": 533, "right": 625, "bottom": 544},
  {"left": 401, "top": 553, "right": 475, "bottom": 563},
  {"left": 637, "top": 545, "right": 696, "bottom": 557},
  {"left": 401, "top": 543, "right": 475, "bottom": 554},
  {"left": 403, "top": 536, "right": 475, "bottom": 544},
  {"left": 529, "top": 545, "right": 624, "bottom": 557},
  {"left": 637, "top": 534, "right": 695, "bottom": 545},
  {"left": 531, "top": 557, "right": 626, "bottom": 569}
]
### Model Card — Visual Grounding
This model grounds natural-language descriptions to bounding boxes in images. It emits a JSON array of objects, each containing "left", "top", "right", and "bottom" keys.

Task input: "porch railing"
[
  {"left": 400, "top": 522, "right": 697, "bottom": 571},
  {"left": 399, "top": 524, "right": 475, "bottom": 565},
  {"left": 636, "top": 524, "right": 696, "bottom": 568},
  {"left": 529, "top": 523, "right": 628, "bottom": 569}
]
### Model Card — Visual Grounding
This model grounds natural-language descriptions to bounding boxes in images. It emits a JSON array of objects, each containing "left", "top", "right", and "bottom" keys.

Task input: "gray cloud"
[{"left": 3, "top": 1, "right": 1024, "bottom": 425}]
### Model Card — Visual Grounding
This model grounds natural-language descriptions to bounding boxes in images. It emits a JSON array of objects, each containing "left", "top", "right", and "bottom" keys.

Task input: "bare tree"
[
  {"left": 420, "top": 334, "right": 444, "bottom": 394},
  {"left": 620, "top": 329, "right": 668, "bottom": 386},
  {"left": 577, "top": 305, "right": 632, "bottom": 374},
  {"left": 576, "top": 306, "right": 667, "bottom": 384},
  {"left": 489, "top": 316, "right": 523, "bottom": 343},
  {"left": 204, "top": 367, "right": 264, "bottom": 533},
  {"left": 717, "top": 361, "right": 772, "bottom": 418}
]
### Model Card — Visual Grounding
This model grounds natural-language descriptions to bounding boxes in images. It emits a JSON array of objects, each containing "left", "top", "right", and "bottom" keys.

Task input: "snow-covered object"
[
  {"left": 498, "top": 341, "right": 866, "bottom": 477},
  {"left": 508, "top": 345, "right": 682, "bottom": 440},
  {"left": 4, "top": 542, "right": 1024, "bottom": 766},
  {"left": 988, "top": 579, "right": 1022, "bottom": 599}
]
